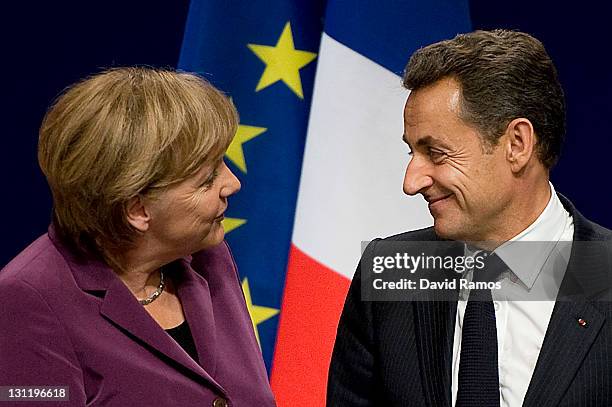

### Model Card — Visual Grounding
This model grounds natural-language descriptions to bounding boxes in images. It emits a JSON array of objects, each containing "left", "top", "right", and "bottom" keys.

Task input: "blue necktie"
[{"left": 456, "top": 252, "right": 507, "bottom": 407}]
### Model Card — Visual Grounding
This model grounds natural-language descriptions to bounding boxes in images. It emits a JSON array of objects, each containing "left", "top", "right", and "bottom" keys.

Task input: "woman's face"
[{"left": 145, "top": 159, "right": 241, "bottom": 257}]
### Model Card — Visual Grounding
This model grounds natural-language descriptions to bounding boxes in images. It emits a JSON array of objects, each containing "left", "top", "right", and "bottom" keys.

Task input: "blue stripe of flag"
[{"left": 323, "top": 0, "right": 472, "bottom": 75}]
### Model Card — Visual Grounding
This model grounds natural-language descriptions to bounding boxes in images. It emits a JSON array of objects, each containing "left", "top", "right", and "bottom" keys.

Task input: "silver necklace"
[{"left": 138, "top": 269, "right": 165, "bottom": 306}]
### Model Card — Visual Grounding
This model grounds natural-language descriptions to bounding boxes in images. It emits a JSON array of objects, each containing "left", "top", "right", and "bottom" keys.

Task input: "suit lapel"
[
  {"left": 523, "top": 195, "right": 610, "bottom": 406},
  {"left": 522, "top": 300, "right": 604, "bottom": 407}
]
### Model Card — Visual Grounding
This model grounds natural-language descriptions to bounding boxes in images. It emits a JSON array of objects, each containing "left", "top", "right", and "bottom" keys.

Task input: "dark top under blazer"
[
  {"left": 328, "top": 194, "right": 612, "bottom": 407},
  {"left": 0, "top": 225, "right": 276, "bottom": 406}
]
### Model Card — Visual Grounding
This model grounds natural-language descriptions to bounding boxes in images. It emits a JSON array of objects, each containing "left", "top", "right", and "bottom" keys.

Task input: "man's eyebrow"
[
  {"left": 414, "top": 135, "right": 452, "bottom": 150},
  {"left": 415, "top": 135, "right": 435, "bottom": 147}
]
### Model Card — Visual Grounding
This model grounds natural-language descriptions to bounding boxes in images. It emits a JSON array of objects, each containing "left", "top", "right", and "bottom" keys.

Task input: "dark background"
[
  {"left": 1, "top": 1, "right": 611, "bottom": 267},
  {"left": 470, "top": 0, "right": 612, "bottom": 229},
  {"left": 0, "top": 1, "right": 191, "bottom": 266}
]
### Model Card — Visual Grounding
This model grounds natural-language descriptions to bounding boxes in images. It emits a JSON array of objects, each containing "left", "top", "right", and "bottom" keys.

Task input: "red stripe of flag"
[{"left": 271, "top": 244, "right": 351, "bottom": 406}]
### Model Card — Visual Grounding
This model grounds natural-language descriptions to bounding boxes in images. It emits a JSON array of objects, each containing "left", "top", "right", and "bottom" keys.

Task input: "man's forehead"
[
  {"left": 404, "top": 80, "right": 461, "bottom": 116},
  {"left": 402, "top": 79, "right": 467, "bottom": 147}
]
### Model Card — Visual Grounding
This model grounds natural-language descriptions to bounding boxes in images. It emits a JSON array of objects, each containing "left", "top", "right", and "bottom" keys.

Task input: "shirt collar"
[{"left": 494, "top": 182, "right": 571, "bottom": 289}]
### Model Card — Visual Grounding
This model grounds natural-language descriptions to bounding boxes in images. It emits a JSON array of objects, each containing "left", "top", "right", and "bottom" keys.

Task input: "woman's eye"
[{"left": 199, "top": 169, "right": 219, "bottom": 189}]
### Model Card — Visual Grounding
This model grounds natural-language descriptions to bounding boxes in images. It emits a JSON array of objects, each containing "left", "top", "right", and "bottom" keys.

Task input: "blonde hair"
[{"left": 38, "top": 67, "right": 237, "bottom": 262}]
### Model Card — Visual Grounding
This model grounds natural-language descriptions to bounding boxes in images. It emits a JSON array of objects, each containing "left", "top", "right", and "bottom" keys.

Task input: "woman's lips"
[{"left": 215, "top": 205, "right": 227, "bottom": 222}]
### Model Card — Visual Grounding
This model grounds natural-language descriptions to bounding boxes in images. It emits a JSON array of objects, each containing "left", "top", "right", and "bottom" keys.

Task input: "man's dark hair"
[{"left": 403, "top": 29, "right": 565, "bottom": 168}]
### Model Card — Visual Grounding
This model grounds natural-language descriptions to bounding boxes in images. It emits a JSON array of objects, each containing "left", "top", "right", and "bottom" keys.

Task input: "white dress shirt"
[{"left": 451, "top": 183, "right": 574, "bottom": 407}]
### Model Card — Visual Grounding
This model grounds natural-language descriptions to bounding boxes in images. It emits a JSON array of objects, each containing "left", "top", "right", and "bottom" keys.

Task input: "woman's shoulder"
[
  {"left": 0, "top": 233, "right": 69, "bottom": 293},
  {"left": 0, "top": 233, "right": 73, "bottom": 336},
  {"left": 0, "top": 234, "right": 86, "bottom": 402}
]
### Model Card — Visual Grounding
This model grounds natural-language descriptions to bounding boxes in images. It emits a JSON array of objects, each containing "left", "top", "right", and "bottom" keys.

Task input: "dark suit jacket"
[
  {"left": 0, "top": 225, "right": 276, "bottom": 406},
  {"left": 328, "top": 194, "right": 612, "bottom": 406}
]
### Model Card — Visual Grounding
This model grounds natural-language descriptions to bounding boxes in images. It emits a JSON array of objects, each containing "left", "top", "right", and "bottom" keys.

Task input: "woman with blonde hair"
[{"left": 0, "top": 67, "right": 276, "bottom": 406}]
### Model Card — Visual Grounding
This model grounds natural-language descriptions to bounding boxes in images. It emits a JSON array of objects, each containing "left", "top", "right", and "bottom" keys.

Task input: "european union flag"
[{"left": 178, "top": 0, "right": 326, "bottom": 372}]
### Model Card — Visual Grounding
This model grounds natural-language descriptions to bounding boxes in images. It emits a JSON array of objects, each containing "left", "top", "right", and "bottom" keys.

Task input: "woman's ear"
[{"left": 125, "top": 195, "right": 151, "bottom": 232}]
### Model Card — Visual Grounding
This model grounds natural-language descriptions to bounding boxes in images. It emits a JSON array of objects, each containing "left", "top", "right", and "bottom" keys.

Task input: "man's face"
[{"left": 402, "top": 77, "right": 513, "bottom": 242}]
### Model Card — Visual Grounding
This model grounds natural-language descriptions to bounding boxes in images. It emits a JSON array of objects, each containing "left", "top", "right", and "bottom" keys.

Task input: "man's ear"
[
  {"left": 504, "top": 117, "right": 536, "bottom": 173},
  {"left": 125, "top": 195, "right": 151, "bottom": 232}
]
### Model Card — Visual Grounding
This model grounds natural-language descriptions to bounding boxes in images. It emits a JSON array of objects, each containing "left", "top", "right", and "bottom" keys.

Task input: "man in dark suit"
[{"left": 328, "top": 29, "right": 612, "bottom": 406}]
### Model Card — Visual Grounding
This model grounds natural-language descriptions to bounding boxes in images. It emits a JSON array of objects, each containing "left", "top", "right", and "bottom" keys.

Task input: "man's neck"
[{"left": 469, "top": 179, "right": 552, "bottom": 248}]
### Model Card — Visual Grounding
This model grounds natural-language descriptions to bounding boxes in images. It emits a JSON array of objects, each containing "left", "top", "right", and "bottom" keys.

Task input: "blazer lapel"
[
  {"left": 49, "top": 224, "right": 228, "bottom": 396},
  {"left": 99, "top": 276, "right": 226, "bottom": 395},
  {"left": 174, "top": 258, "right": 219, "bottom": 376}
]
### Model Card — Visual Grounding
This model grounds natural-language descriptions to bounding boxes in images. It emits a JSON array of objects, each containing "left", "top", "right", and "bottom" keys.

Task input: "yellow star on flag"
[
  {"left": 226, "top": 124, "right": 266, "bottom": 173},
  {"left": 221, "top": 217, "right": 247, "bottom": 234},
  {"left": 241, "top": 277, "right": 280, "bottom": 348},
  {"left": 247, "top": 22, "right": 317, "bottom": 98}
]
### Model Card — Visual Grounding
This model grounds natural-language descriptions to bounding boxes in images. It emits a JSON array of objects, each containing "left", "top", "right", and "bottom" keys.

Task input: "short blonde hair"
[{"left": 38, "top": 67, "right": 237, "bottom": 260}]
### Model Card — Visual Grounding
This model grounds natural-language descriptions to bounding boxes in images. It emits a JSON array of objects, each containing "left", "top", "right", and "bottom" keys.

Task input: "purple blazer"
[{"left": 0, "top": 226, "right": 276, "bottom": 406}]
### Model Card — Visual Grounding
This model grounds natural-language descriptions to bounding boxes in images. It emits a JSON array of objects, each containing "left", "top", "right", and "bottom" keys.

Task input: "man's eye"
[{"left": 428, "top": 149, "right": 446, "bottom": 163}]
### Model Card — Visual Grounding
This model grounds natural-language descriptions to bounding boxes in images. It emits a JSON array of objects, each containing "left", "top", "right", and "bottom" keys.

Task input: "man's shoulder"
[
  {"left": 558, "top": 193, "right": 612, "bottom": 240},
  {"left": 576, "top": 217, "right": 612, "bottom": 241},
  {"left": 363, "top": 227, "right": 443, "bottom": 257},
  {"left": 381, "top": 226, "right": 439, "bottom": 242}
]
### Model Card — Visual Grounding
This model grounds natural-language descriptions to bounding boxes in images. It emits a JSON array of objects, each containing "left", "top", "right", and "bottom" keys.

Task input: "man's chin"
[{"left": 432, "top": 218, "right": 460, "bottom": 240}]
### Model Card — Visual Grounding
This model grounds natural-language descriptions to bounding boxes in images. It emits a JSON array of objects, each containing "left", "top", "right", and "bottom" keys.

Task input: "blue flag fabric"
[
  {"left": 324, "top": 0, "right": 471, "bottom": 74},
  {"left": 178, "top": 0, "right": 326, "bottom": 371}
]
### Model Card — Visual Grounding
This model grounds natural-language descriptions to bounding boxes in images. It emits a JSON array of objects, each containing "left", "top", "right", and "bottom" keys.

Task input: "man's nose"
[{"left": 403, "top": 157, "right": 433, "bottom": 195}]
